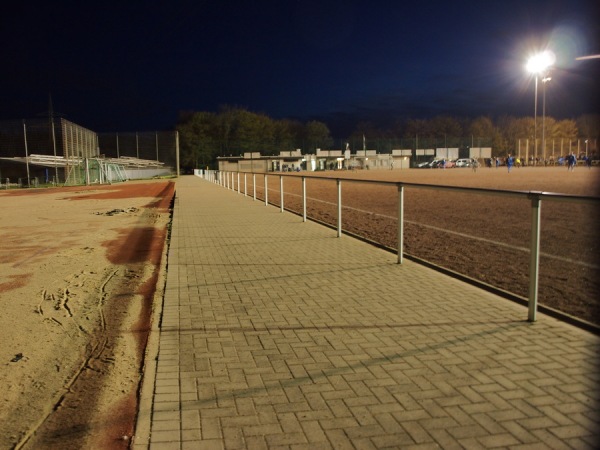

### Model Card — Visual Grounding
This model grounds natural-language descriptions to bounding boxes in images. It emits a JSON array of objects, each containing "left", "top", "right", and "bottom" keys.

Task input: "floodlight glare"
[{"left": 526, "top": 50, "right": 556, "bottom": 74}]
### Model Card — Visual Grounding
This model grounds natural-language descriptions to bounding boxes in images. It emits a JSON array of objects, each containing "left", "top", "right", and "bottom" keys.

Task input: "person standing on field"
[
  {"left": 506, "top": 154, "right": 514, "bottom": 173},
  {"left": 567, "top": 152, "right": 577, "bottom": 171}
]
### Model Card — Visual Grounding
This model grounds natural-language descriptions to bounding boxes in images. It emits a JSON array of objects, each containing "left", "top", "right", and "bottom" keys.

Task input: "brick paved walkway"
[{"left": 133, "top": 175, "right": 599, "bottom": 449}]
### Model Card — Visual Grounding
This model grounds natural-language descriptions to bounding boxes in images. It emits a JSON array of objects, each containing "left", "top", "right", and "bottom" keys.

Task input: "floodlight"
[{"left": 526, "top": 50, "right": 555, "bottom": 74}]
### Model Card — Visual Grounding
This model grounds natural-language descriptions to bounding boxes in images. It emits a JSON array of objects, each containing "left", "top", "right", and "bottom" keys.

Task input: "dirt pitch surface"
[
  {"left": 254, "top": 166, "right": 600, "bottom": 327},
  {"left": 0, "top": 180, "right": 174, "bottom": 450}
]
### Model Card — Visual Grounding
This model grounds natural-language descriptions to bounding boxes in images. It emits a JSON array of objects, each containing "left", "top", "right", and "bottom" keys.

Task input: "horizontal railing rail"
[{"left": 198, "top": 169, "right": 600, "bottom": 324}]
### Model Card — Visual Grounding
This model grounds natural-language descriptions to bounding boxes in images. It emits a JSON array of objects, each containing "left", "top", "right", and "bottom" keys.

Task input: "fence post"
[
  {"left": 253, "top": 174, "right": 256, "bottom": 200},
  {"left": 337, "top": 179, "right": 342, "bottom": 237},
  {"left": 397, "top": 184, "right": 404, "bottom": 264},
  {"left": 302, "top": 176, "right": 307, "bottom": 222},
  {"left": 280, "top": 176, "right": 284, "bottom": 212},
  {"left": 244, "top": 173, "right": 247, "bottom": 196},
  {"left": 237, "top": 172, "right": 241, "bottom": 194},
  {"left": 528, "top": 193, "right": 542, "bottom": 322},
  {"left": 264, "top": 174, "right": 268, "bottom": 206}
]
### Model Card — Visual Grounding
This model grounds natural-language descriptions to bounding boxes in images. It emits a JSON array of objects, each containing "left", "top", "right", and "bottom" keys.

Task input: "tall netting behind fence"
[
  {"left": 97, "top": 131, "right": 178, "bottom": 168},
  {"left": 1, "top": 120, "right": 179, "bottom": 186},
  {"left": 0, "top": 118, "right": 97, "bottom": 160},
  {"left": 0, "top": 118, "right": 99, "bottom": 185}
]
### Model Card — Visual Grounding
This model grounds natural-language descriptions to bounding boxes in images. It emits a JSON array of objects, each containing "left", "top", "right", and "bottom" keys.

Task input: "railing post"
[
  {"left": 237, "top": 172, "right": 241, "bottom": 194},
  {"left": 528, "top": 193, "right": 542, "bottom": 322},
  {"left": 253, "top": 174, "right": 256, "bottom": 200},
  {"left": 397, "top": 184, "right": 404, "bottom": 264},
  {"left": 244, "top": 173, "right": 247, "bottom": 196},
  {"left": 264, "top": 174, "right": 268, "bottom": 206},
  {"left": 302, "top": 176, "right": 307, "bottom": 222},
  {"left": 337, "top": 179, "right": 342, "bottom": 237},
  {"left": 280, "top": 176, "right": 284, "bottom": 212}
]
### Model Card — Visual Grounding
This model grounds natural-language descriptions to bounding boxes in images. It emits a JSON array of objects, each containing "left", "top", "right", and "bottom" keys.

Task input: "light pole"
[
  {"left": 542, "top": 76, "right": 551, "bottom": 164},
  {"left": 527, "top": 51, "right": 555, "bottom": 166},
  {"left": 585, "top": 139, "right": 588, "bottom": 157}
]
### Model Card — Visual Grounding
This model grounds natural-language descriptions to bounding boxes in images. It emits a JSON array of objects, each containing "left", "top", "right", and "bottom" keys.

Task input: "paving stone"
[{"left": 134, "top": 175, "right": 600, "bottom": 449}]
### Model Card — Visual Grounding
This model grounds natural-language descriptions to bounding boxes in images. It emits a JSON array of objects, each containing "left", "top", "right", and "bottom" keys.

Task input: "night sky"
[{"left": 1, "top": 0, "right": 598, "bottom": 136}]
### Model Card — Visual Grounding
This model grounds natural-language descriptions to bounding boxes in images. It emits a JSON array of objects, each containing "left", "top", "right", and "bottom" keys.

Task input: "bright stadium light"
[
  {"left": 526, "top": 50, "right": 555, "bottom": 165},
  {"left": 526, "top": 50, "right": 555, "bottom": 74}
]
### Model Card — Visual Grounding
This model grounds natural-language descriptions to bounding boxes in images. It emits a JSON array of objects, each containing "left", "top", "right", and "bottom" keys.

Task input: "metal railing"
[{"left": 197, "top": 169, "right": 599, "bottom": 324}]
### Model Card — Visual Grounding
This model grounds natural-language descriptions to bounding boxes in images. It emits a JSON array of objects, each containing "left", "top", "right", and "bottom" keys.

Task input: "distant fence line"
[
  {"left": 338, "top": 137, "right": 596, "bottom": 158},
  {"left": 516, "top": 138, "right": 597, "bottom": 162},
  {"left": 214, "top": 136, "right": 597, "bottom": 159}
]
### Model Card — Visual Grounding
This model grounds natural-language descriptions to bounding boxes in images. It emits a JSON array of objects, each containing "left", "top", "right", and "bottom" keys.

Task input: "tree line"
[
  {"left": 176, "top": 106, "right": 599, "bottom": 170},
  {"left": 176, "top": 106, "right": 333, "bottom": 170}
]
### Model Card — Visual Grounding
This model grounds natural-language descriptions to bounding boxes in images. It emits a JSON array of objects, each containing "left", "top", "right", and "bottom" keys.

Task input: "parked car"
[
  {"left": 455, "top": 158, "right": 472, "bottom": 168},
  {"left": 432, "top": 159, "right": 453, "bottom": 168},
  {"left": 416, "top": 160, "right": 434, "bottom": 168},
  {"left": 417, "top": 159, "right": 454, "bottom": 168}
]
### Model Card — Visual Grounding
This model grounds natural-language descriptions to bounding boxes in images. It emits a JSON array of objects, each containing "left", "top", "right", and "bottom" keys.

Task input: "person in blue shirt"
[{"left": 506, "top": 154, "right": 514, "bottom": 173}]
